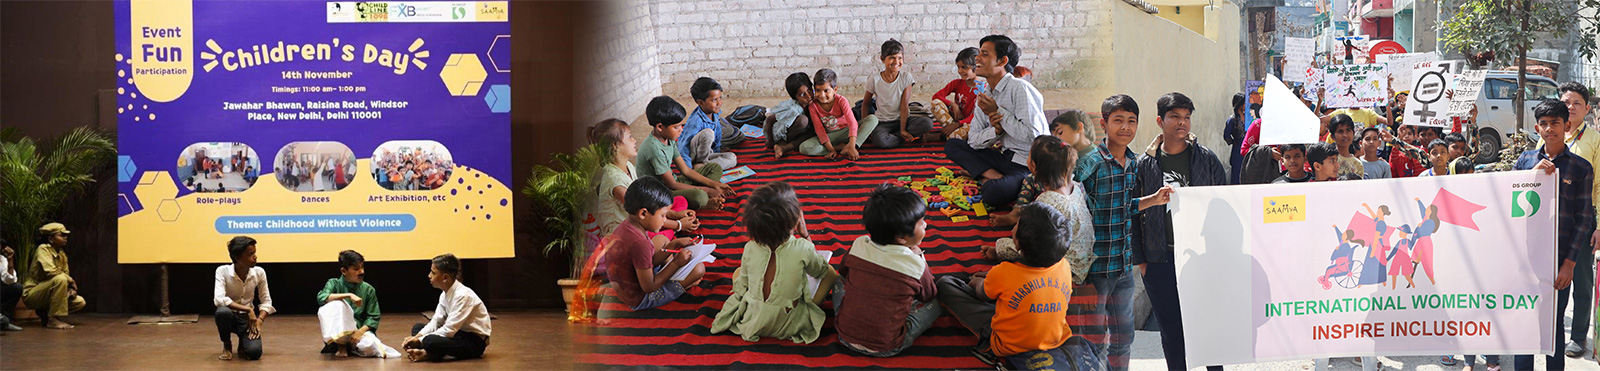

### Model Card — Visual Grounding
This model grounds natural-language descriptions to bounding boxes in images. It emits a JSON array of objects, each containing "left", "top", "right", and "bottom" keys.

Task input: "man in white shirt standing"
[
  {"left": 0, "top": 238, "right": 23, "bottom": 331},
  {"left": 213, "top": 236, "right": 274, "bottom": 361},
  {"left": 404, "top": 253, "right": 492, "bottom": 362},
  {"left": 943, "top": 34, "right": 1049, "bottom": 208}
]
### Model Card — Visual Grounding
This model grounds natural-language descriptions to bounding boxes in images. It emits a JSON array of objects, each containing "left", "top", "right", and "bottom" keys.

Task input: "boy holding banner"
[
  {"left": 1539, "top": 82, "right": 1600, "bottom": 358},
  {"left": 1134, "top": 92, "right": 1225, "bottom": 371},
  {"left": 1511, "top": 99, "right": 1595, "bottom": 370},
  {"left": 1074, "top": 94, "right": 1173, "bottom": 370}
]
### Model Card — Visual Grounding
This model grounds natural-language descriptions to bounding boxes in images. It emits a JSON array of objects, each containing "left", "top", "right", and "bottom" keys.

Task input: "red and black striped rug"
[{"left": 577, "top": 135, "right": 1111, "bottom": 369}]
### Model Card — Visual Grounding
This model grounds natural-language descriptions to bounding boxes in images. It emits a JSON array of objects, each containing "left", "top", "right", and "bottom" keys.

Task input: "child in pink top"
[
  {"left": 933, "top": 47, "right": 981, "bottom": 140},
  {"left": 799, "top": 69, "right": 880, "bottom": 160}
]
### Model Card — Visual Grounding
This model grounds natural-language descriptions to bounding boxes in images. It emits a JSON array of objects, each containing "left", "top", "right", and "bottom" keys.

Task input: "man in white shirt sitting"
[
  {"left": 213, "top": 236, "right": 275, "bottom": 361},
  {"left": 0, "top": 238, "right": 23, "bottom": 331},
  {"left": 943, "top": 34, "right": 1049, "bottom": 208},
  {"left": 403, "top": 253, "right": 492, "bottom": 362}
]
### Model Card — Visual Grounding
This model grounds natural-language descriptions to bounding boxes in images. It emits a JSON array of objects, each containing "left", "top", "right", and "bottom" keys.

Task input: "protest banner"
[
  {"left": 1171, "top": 171, "right": 1557, "bottom": 365},
  {"left": 1323, "top": 64, "right": 1388, "bottom": 108}
]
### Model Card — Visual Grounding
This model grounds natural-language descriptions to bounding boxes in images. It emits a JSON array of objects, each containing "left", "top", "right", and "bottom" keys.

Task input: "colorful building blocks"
[
  {"left": 930, "top": 201, "right": 950, "bottom": 209},
  {"left": 898, "top": 176, "right": 914, "bottom": 182},
  {"left": 962, "top": 185, "right": 981, "bottom": 196},
  {"left": 936, "top": 166, "right": 954, "bottom": 176},
  {"left": 928, "top": 195, "right": 945, "bottom": 203},
  {"left": 940, "top": 207, "right": 961, "bottom": 217}
]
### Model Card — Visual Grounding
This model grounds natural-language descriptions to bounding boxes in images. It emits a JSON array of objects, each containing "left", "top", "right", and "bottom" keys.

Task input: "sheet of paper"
[
  {"left": 669, "top": 242, "right": 717, "bottom": 281},
  {"left": 1260, "top": 75, "right": 1323, "bottom": 145},
  {"left": 806, "top": 250, "right": 834, "bottom": 298}
]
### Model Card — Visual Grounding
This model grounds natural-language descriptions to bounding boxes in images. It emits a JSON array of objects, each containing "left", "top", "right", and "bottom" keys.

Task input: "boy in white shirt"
[
  {"left": 213, "top": 236, "right": 274, "bottom": 361},
  {"left": 0, "top": 238, "right": 22, "bottom": 331},
  {"left": 403, "top": 253, "right": 492, "bottom": 362}
]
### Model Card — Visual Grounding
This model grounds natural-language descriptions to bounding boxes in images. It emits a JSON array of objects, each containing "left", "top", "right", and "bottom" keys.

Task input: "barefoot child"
[
  {"left": 403, "top": 254, "right": 492, "bottom": 362},
  {"left": 996, "top": 110, "right": 1094, "bottom": 227},
  {"left": 712, "top": 182, "right": 838, "bottom": 343},
  {"left": 592, "top": 118, "right": 699, "bottom": 242},
  {"left": 863, "top": 39, "right": 934, "bottom": 148},
  {"left": 639, "top": 96, "right": 734, "bottom": 210},
  {"left": 678, "top": 77, "right": 739, "bottom": 170},
  {"left": 834, "top": 185, "right": 941, "bottom": 357},
  {"left": 938, "top": 203, "right": 1076, "bottom": 367},
  {"left": 800, "top": 69, "right": 876, "bottom": 160},
  {"left": 933, "top": 47, "right": 981, "bottom": 141},
  {"left": 985, "top": 137, "right": 1094, "bottom": 285},
  {"left": 316, "top": 250, "right": 400, "bottom": 358},
  {"left": 604, "top": 177, "right": 708, "bottom": 311},
  {"left": 213, "top": 236, "right": 273, "bottom": 361},
  {"left": 766, "top": 72, "right": 817, "bottom": 158}
]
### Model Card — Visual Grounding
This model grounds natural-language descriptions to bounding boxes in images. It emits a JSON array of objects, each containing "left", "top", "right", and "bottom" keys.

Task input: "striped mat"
[{"left": 577, "top": 135, "right": 1111, "bottom": 370}]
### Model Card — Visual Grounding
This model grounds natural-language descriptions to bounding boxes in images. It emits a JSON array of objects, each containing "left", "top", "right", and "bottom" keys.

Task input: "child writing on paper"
[
  {"left": 711, "top": 182, "right": 838, "bottom": 343},
  {"left": 604, "top": 177, "right": 707, "bottom": 311},
  {"left": 316, "top": 249, "right": 401, "bottom": 358}
]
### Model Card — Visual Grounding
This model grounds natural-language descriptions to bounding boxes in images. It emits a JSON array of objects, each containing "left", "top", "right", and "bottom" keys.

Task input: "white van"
[{"left": 1469, "top": 73, "right": 1561, "bottom": 163}]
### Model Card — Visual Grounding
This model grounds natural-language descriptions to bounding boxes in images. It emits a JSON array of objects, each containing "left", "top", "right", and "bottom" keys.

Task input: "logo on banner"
[
  {"left": 1263, "top": 195, "right": 1307, "bottom": 223},
  {"left": 356, "top": 2, "right": 388, "bottom": 22},
  {"left": 1512, "top": 190, "right": 1541, "bottom": 217},
  {"left": 452, "top": 4, "right": 468, "bottom": 20}
]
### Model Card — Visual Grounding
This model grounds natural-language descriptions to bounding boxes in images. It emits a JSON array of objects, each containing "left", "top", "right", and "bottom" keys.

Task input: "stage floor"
[{"left": 0, "top": 310, "right": 579, "bottom": 370}]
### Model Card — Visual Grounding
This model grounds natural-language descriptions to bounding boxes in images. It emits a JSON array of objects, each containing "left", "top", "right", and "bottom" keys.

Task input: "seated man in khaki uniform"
[{"left": 24, "top": 223, "right": 86, "bottom": 329}]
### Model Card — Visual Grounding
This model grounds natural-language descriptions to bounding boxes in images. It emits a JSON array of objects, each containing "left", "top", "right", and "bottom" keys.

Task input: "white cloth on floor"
[{"left": 317, "top": 301, "right": 401, "bottom": 358}]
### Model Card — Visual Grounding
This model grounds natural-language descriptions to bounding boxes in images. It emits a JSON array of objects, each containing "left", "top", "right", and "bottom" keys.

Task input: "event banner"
[
  {"left": 115, "top": 0, "right": 513, "bottom": 263},
  {"left": 1171, "top": 171, "right": 1557, "bottom": 365}
]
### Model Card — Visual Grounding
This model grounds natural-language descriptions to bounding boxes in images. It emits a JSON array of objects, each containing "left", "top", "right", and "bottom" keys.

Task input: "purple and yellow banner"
[{"left": 115, "top": 1, "right": 513, "bottom": 263}]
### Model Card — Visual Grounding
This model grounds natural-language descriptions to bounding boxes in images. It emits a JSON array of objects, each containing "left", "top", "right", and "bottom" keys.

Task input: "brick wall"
[
  {"left": 581, "top": 0, "right": 1113, "bottom": 124},
  {"left": 579, "top": 0, "right": 664, "bottom": 125}
]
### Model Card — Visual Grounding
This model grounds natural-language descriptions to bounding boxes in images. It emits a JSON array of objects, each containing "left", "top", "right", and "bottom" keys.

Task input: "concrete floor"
[{"left": 0, "top": 310, "right": 578, "bottom": 370}]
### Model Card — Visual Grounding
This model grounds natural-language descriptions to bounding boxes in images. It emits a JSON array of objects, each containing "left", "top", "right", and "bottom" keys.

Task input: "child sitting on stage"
[
  {"left": 403, "top": 254, "right": 492, "bottom": 362},
  {"left": 316, "top": 249, "right": 400, "bottom": 358},
  {"left": 212, "top": 236, "right": 273, "bottom": 361}
]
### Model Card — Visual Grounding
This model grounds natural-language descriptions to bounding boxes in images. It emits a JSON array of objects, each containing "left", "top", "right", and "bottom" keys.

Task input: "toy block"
[
  {"left": 929, "top": 179, "right": 946, "bottom": 186},
  {"left": 928, "top": 195, "right": 945, "bottom": 203},
  {"left": 940, "top": 207, "right": 961, "bottom": 217},
  {"left": 898, "top": 176, "right": 913, "bottom": 182},
  {"left": 911, "top": 181, "right": 927, "bottom": 189},
  {"left": 968, "top": 196, "right": 983, "bottom": 204},
  {"left": 931, "top": 201, "right": 950, "bottom": 209},
  {"left": 962, "top": 185, "right": 981, "bottom": 195},
  {"left": 952, "top": 216, "right": 970, "bottom": 223},
  {"left": 974, "top": 203, "right": 989, "bottom": 216},
  {"left": 936, "top": 167, "right": 954, "bottom": 176}
]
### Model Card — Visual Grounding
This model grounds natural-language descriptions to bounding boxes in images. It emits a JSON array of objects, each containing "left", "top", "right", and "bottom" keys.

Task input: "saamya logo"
[{"left": 198, "top": 37, "right": 430, "bottom": 75}]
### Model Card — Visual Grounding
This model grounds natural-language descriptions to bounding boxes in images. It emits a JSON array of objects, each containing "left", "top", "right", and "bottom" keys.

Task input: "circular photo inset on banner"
[
  {"left": 177, "top": 142, "right": 262, "bottom": 193},
  {"left": 274, "top": 142, "right": 358, "bottom": 192},
  {"left": 372, "top": 140, "right": 454, "bottom": 191}
]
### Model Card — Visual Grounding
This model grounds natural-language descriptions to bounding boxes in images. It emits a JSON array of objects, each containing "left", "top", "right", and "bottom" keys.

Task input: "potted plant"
[
  {"left": 0, "top": 127, "right": 115, "bottom": 275},
  {"left": 522, "top": 143, "right": 606, "bottom": 313}
]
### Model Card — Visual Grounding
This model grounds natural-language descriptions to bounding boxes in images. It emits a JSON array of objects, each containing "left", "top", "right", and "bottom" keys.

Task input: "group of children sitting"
[
  {"left": 584, "top": 34, "right": 1155, "bottom": 370},
  {"left": 210, "top": 237, "right": 493, "bottom": 363}
]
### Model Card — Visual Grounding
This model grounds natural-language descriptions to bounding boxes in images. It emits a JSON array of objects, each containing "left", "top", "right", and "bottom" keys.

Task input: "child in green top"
[
  {"left": 711, "top": 182, "right": 838, "bottom": 343},
  {"left": 316, "top": 250, "right": 400, "bottom": 358}
]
